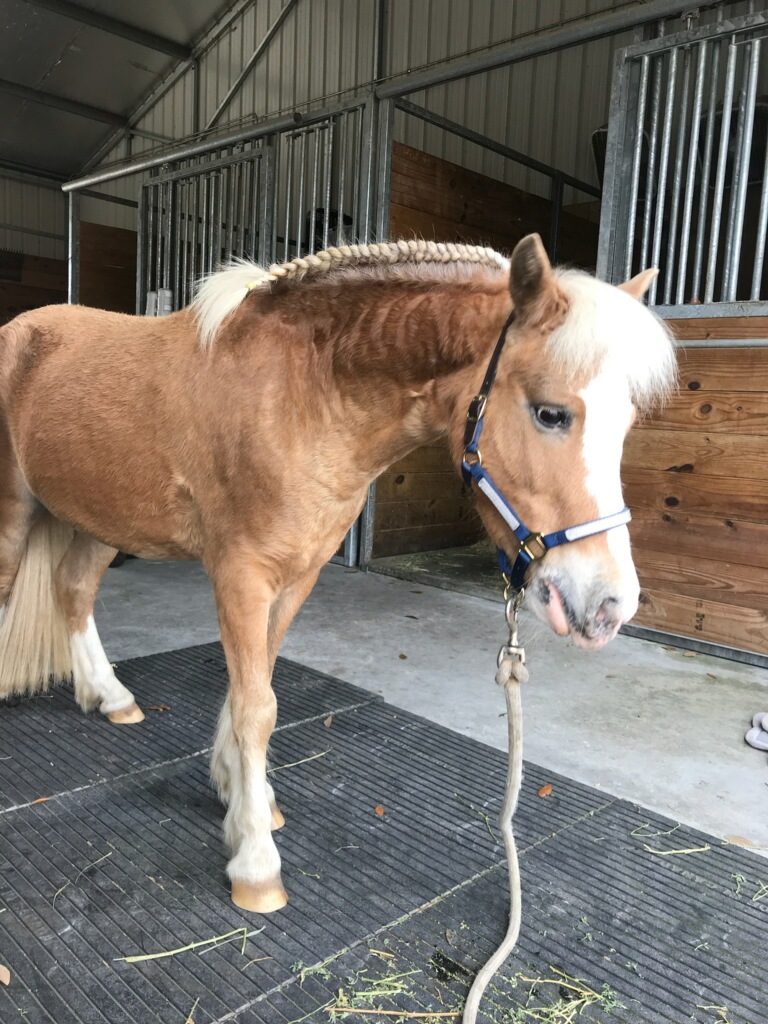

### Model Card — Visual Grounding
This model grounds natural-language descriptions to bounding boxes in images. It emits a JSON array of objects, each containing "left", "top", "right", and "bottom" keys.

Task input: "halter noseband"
[{"left": 461, "top": 311, "right": 632, "bottom": 593}]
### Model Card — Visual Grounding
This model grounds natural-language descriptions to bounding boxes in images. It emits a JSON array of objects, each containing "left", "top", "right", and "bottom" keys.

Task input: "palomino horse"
[{"left": 0, "top": 235, "right": 674, "bottom": 913}]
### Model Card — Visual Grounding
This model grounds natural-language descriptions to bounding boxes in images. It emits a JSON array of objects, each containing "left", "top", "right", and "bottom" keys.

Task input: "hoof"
[
  {"left": 271, "top": 805, "right": 286, "bottom": 831},
  {"left": 106, "top": 702, "right": 145, "bottom": 725},
  {"left": 231, "top": 877, "right": 288, "bottom": 914}
]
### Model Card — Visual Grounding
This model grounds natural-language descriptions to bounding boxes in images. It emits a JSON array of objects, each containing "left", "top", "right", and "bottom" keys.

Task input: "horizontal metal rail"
[
  {"left": 396, "top": 99, "right": 600, "bottom": 198},
  {"left": 376, "top": 0, "right": 717, "bottom": 99},
  {"left": 63, "top": 98, "right": 366, "bottom": 192},
  {"left": 0, "top": 223, "right": 65, "bottom": 241}
]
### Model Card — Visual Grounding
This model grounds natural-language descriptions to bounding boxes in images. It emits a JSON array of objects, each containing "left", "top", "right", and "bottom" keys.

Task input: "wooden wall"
[
  {"left": 624, "top": 317, "right": 768, "bottom": 656},
  {"left": 0, "top": 223, "right": 136, "bottom": 327},
  {"left": 372, "top": 143, "right": 599, "bottom": 559}
]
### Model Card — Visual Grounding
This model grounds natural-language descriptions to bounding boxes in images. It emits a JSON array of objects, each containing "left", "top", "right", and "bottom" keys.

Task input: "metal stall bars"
[{"left": 598, "top": 9, "right": 768, "bottom": 317}]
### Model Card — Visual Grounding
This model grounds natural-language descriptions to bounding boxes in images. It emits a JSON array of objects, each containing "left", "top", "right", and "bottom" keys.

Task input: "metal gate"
[
  {"left": 137, "top": 101, "right": 374, "bottom": 316},
  {"left": 598, "top": 9, "right": 768, "bottom": 316}
]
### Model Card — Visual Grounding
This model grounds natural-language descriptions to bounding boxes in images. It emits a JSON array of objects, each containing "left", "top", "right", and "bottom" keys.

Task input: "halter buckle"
[
  {"left": 466, "top": 394, "right": 487, "bottom": 423},
  {"left": 463, "top": 447, "right": 482, "bottom": 468},
  {"left": 520, "top": 532, "right": 547, "bottom": 561}
]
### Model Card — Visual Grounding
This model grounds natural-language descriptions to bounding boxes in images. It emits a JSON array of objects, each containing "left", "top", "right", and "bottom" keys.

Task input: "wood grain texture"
[
  {"left": 669, "top": 316, "right": 768, "bottom": 341},
  {"left": 629, "top": 507, "right": 768, "bottom": 572},
  {"left": 634, "top": 588, "right": 768, "bottom": 655},
  {"left": 624, "top": 466, "right": 768, "bottom": 523},
  {"left": 633, "top": 549, "right": 768, "bottom": 611},
  {"left": 675, "top": 345, "right": 768, "bottom": 392},
  {"left": 640, "top": 390, "right": 768, "bottom": 433},
  {"left": 79, "top": 222, "right": 137, "bottom": 314},
  {"left": 623, "top": 427, "right": 768, "bottom": 479}
]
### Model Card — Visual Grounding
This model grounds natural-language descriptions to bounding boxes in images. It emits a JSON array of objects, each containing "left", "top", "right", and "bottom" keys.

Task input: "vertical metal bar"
[
  {"left": 163, "top": 180, "right": 173, "bottom": 293},
  {"left": 751, "top": 128, "right": 768, "bottom": 299},
  {"left": 691, "top": 38, "right": 720, "bottom": 303},
  {"left": 676, "top": 40, "right": 707, "bottom": 305},
  {"left": 704, "top": 40, "right": 737, "bottom": 303},
  {"left": 249, "top": 157, "right": 259, "bottom": 259},
  {"left": 295, "top": 130, "right": 306, "bottom": 255},
  {"left": 648, "top": 47, "right": 677, "bottom": 305},
  {"left": 215, "top": 169, "right": 225, "bottom": 269},
  {"left": 283, "top": 135, "right": 294, "bottom": 261},
  {"left": 336, "top": 112, "right": 348, "bottom": 244},
  {"left": 261, "top": 136, "right": 276, "bottom": 265},
  {"left": 308, "top": 127, "right": 321, "bottom": 254},
  {"left": 180, "top": 181, "right": 190, "bottom": 307},
  {"left": 358, "top": 94, "right": 378, "bottom": 241},
  {"left": 136, "top": 185, "right": 146, "bottom": 314},
  {"left": 323, "top": 119, "right": 334, "bottom": 249},
  {"left": 548, "top": 175, "right": 564, "bottom": 262},
  {"left": 722, "top": 42, "right": 750, "bottom": 300},
  {"left": 169, "top": 182, "right": 181, "bottom": 307},
  {"left": 375, "top": 98, "right": 394, "bottom": 240},
  {"left": 373, "top": 0, "right": 389, "bottom": 80},
  {"left": 190, "top": 175, "right": 199, "bottom": 291},
  {"left": 351, "top": 108, "right": 361, "bottom": 240},
  {"left": 624, "top": 54, "right": 649, "bottom": 278},
  {"left": 598, "top": 50, "right": 635, "bottom": 283},
  {"left": 154, "top": 181, "right": 163, "bottom": 294},
  {"left": 639, "top": 54, "right": 663, "bottom": 271},
  {"left": 226, "top": 162, "right": 236, "bottom": 259},
  {"left": 200, "top": 174, "right": 209, "bottom": 274},
  {"left": 357, "top": 483, "right": 376, "bottom": 568},
  {"left": 663, "top": 43, "right": 691, "bottom": 304},
  {"left": 724, "top": 38, "right": 760, "bottom": 301},
  {"left": 66, "top": 192, "right": 79, "bottom": 303},
  {"left": 146, "top": 181, "right": 156, "bottom": 303},
  {"left": 238, "top": 156, "right": 249, "bottom": 258}
]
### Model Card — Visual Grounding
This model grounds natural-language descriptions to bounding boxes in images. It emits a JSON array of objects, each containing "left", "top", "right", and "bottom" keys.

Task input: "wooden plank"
[
  {"left": 629, "top": 506, "right": 768, "bottom": 571},
  {"left": 389, "top": 444, "right": 456, "bottom": 474},
  {"left": 372, "top": 521, "right": 482, "bottom": 559},
  {"left": 79, "top": 222, "right": 137, "bottom": 314},
  {"left": 633, "top": 549, "right": 768, "bottom": 611},
  {"left": 375, "top": 497, "right": 480, "bottom": 531},
  {"left": 623, "top": 427, "right": 768, "bottom": 479},
  {"left": 0, "top": 281, "right": 66, "bottom": 325},
  {"left": 640, "top": 390, "right": 768, "bottom": 433},
  {"left": 634, "top": 587, "right": 768, "bottom": 655},
  {"left": 624, "top": 466, "right": 768, "bottom": 523},
  {"left": 675, "top": 345, "right": 768, "bottom": 392},
  {"left": 669, "top": 316, "right": 768, "bottom": 341},
  {"left": 377, "top": 471, "right": 468, "bottom": 502},
  {"left": 389, "top": 204, "right": 515, "bottom": 255}
]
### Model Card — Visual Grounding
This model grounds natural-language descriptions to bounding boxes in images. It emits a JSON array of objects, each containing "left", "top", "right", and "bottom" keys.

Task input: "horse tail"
[{"left": 0, "top": 513, "right": 74, "bottom": 698}]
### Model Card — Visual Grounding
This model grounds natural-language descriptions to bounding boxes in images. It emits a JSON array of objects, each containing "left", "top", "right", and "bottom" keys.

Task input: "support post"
[{"left": 67, "top": 191, "right": 80, "bottom": 304}]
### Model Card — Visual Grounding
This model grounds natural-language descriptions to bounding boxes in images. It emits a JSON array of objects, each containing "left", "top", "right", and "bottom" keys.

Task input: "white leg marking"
[
  {"left": 212, "top": 695, "right": 281, "bottom": 884},
  {"left": 71, "top": 615, "right": 137, "bottom": 714}
]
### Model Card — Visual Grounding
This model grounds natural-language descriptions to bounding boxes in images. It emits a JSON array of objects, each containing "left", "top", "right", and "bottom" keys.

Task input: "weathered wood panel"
[
  {"left": 625, "top": 327, "right": 768, "bottom": 655},
  {"left": 0, "top": 251, "right": 66, "bottom": 325}
]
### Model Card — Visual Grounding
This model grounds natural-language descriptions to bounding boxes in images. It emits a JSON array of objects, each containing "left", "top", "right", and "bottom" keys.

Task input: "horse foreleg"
[
  {"left": 54, "top": 532, "right": 144, "bottom": 723},
  {"left": 212, "top": 561, "right": 286, "bottom": 913}
]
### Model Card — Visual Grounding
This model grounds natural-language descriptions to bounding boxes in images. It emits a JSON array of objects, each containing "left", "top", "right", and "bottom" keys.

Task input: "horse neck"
[{"left": 289, "top": 274, "right": 512, "bottom": 472}]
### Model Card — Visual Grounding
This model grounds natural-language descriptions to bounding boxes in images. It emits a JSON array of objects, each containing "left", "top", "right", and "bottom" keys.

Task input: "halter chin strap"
[{"left": 461, "top": 311, "right": 632, "bottom": 593}]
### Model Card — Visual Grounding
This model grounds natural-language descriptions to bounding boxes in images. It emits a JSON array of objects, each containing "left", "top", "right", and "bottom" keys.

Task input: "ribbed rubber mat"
[
  {"left": 1, "top": 645, "right": 765, "bottom": 1024},
  {"left": 0, "top": 643, "right": 376, "bottom": 810}
]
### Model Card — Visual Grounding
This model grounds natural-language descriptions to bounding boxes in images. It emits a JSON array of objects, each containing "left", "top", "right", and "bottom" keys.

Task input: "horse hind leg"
[{"left": 54, "top": 532, "right": 144, "bottom": 724}]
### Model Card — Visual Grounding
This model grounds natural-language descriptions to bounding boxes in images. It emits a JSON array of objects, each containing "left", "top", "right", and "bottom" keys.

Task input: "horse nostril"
[{"left": 594, "top": 596, "right": 620, "bottom": 627}]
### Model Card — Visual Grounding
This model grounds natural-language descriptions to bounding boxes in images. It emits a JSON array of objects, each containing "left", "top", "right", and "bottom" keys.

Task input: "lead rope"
[{"left": 462, "top": 585, "right": 527, "bottom": 1024}]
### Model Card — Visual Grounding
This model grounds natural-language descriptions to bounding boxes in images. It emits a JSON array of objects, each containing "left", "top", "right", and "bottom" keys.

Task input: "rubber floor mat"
[{"left": 0, "top": 643, "right": 764, "bottom": 1024}]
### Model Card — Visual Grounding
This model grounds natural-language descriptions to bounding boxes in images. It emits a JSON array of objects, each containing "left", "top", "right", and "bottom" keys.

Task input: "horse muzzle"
[{"left": 530, "top": 573, "right": 637, "bottom": 650}]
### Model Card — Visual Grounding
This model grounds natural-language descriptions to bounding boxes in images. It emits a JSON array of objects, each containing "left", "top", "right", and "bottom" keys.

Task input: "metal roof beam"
[
  {"left": 19, "top": 0, "right": 191, "bottom": 60},
  {"left": 0, "top": 77, "right": 127, "bottom": 126}
]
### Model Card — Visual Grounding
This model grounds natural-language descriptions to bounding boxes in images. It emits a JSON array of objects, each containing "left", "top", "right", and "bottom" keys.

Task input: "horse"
[{"left": 0, "top": 234, "right": 675, "bottom": 914}]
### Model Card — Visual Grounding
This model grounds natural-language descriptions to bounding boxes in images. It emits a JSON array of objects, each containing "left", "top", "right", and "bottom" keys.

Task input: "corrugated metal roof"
[{"left": 0, "top": 0, "right": 232, "bottom": 176}]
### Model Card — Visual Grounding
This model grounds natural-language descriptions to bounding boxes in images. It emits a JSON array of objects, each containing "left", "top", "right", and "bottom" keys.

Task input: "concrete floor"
[{"left": 97, "top": 557, "right": 768, "bottom": 855}]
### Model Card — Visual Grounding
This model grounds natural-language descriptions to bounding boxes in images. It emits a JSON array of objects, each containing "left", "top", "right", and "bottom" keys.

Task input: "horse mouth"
[{"left": 536, "top": 578, "right": 621, "bottom": 649}]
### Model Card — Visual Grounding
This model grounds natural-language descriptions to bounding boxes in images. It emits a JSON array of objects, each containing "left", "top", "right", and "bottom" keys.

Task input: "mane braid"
[{"left": 192, "top": 239, "right": 510, "bottom": 348}]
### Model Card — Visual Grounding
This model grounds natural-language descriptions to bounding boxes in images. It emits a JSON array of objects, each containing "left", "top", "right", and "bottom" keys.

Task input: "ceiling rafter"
[{"left": 19, "top": 0, "right": 191, "bottom": 60}]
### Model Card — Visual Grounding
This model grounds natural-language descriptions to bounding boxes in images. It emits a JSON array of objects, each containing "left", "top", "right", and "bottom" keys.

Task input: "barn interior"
[{"left": 1, "top": 1, "right": 768, "bottom": 1022}]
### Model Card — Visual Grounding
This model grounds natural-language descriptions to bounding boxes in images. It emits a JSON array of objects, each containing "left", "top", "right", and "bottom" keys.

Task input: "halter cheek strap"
[{"left": 460, "top": 312, "right": 632, "bottom": 593}]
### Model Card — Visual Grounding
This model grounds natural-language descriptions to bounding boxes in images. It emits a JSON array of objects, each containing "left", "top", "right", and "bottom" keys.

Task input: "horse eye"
[{"left": 532, "top": 405, "right": 571, "bottom": 430}]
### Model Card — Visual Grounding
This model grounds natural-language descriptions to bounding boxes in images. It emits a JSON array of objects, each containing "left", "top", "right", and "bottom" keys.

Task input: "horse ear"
[
  {"left": 619, "top": 268, "right": 658, "bottom": 300},
  {"left": 509, "top": 234, "right": 556, "bottom": 322}
]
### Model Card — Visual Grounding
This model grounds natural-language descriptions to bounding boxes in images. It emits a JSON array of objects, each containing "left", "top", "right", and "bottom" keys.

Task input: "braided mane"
[{"left": 193, "top": 239, "right": 510, "bottom": 348}]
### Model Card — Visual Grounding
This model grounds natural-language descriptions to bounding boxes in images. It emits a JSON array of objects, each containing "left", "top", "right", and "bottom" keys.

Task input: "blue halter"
[{"left": 461, "top": 312, "right": 632, "bottom": 593}]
